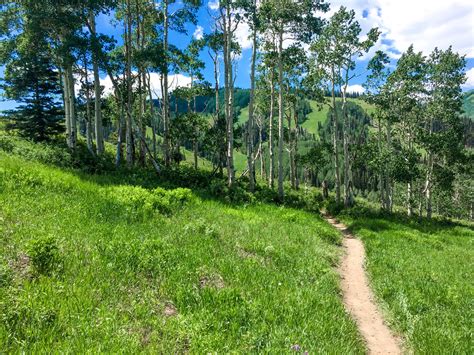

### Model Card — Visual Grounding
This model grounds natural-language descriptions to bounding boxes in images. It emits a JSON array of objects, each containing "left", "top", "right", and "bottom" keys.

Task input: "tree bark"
[
  {"left": 67, "top": 64, "right": 77, "bottom": 149},
  {"left": 147, "top": 72, "right": 157, "bottom": 159},
  {"left": 62, "top": 69, "right": 71, "bottom": 148},
  {"left": 331, "top": 72, "right": 341, "bottom": 203},
  {"left": 268, "top": 68, "right": 275, "bottom": 189},
  {"left": 341, "top": 83, "right": 353, "bottom": 207},
  {"left": 90, "top": 12, "right": 104, "bottom": 155},
  {"left": 224, "top": 5, "right": 235, "bottom": 187},
  {"left": 83, "top": 56, "right": 95, "bottom": 155},
  {"left": 277, "top": 29, "right": 284, "bottom": 200},
  {"left": 247, "top": 7, "right": 257, "bottom": 192},
  {"left": 294, "top": 102, "right": 299, "bottom": 190},
  {"left": 163, "top": 0, "right": 171, "bottom": 166},
  {"left": 125, "top": 4, "right": 133, "bottom": 166}
]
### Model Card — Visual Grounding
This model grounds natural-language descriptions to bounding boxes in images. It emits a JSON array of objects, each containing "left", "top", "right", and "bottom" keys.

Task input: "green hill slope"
[
  {"left": 0, "top": 144, "right": 363, "bottom": 353},
  {"left": 463, "top": 89, "right": 474, "bottom": 118},
  {"left": 237, "top": 98, "right": 375, "bottom": 137}
]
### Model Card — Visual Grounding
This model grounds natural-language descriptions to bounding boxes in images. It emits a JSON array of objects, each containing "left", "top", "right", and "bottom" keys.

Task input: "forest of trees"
[{"left": 1, "top": 0, "right": 472, "bottom": 219}]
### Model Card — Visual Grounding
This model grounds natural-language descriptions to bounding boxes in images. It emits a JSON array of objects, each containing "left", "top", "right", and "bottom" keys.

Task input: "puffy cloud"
[
  {"left": 328, "top": 0, "right": 473, "bottom": 59},
  {"left": 75, "top": 72, "right": 191, "bottom": 99},
  {"left": 235, "top": 21, "right": 252, "bottom": 50},
  {"left": 463, "top": 67, "right": 474, "bottom": 89},
  {"left": 346, "top": 84, "right": 365, "bottom": 94},
  {"left": 193, "top": 25, "right": 204, "bottom": 40},
  {"left": 208, "top": 0, "right": 219, "bottom": 11}
]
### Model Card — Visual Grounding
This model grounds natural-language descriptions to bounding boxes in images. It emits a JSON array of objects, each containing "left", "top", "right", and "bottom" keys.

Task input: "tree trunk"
[
  {"left": 377, "top": 115, "right": 385, "bottom": 209},
  {"left": 193, "top": 139, "right": 198, "bottom": 170},
  {"left": 146, "top": 72, "right": 157, "bottom": 159},
  {"left": 342, "top": 91, "right": 352, "bottom": 207},
  {"left": 268, "top": 68, "right": 275, "bottom": 189},
  {"left": 212, "top": 54, "right": 223, "bottom": 175},
  {"left": 62, "top": 69, "right": 71, "bottom": 148},
  {"left": 247, "top": 9, "right": 257, "bottom": 192},
  {"left": 163, "top": 0, "right": 171, "bottom": 166},
  {"left": 288, "top": 105, "right": 295, "bottom": 189},
  {"left": 294, "top": 103, "right": 299, "bottom": 190},
  {"left": 384, "top": 119, "right": 393, "bottom": 212},
  {"left": 407, "top": 182, "right": 413, "bottom": 217},
  {"left": 67, "top": 64, "right": 77, "bottom": 149},
  {"left": 83, "top": 61, "right": 94, "bottom": 155},
  {"left": 115, "top": 107, "right": 124, "bottom": 167},
  {"left": 224, "top": 6, "right": 234, "bottom": 187},
  {"left": 425, "top": 153, "right": 434, "bottom": 219},
  {"left": 125, "top": 5, "right": 133, "bottom": 166},
  {"left": 277, "top": 29, "right": 284, "bottom": 200},
  {"left": 90, "top": 12, "right": 104, "bottom": 155},
  {"left": 331, "top": 73, "right": 341, "bottom": 203}
]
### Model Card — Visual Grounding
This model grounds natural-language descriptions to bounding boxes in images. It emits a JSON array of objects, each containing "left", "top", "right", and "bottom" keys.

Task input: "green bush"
[
  {"left": 106, "top": 185, "right": 195, "bottom": 219},
  {"left": 325, "top": 198, "right": 345, "bottom": 216},
  {"left": 26, "top": 236, "right": 63, "bottom": 276},
  {"left": 253, "top": 186, "right": 279, "bottom": 203},
  {"left": 183, "top": 218, "right": 220, "bottom": 238}
]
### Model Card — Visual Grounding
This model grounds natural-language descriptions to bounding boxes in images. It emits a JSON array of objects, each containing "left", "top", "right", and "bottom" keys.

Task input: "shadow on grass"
[{"left": 338, "top": 204, "right": 473, "bottom": 236}]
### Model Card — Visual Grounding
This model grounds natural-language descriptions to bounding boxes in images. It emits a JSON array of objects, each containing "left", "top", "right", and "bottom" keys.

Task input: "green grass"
[
  {"left": 233, "top": 148, "right": 248, "bottom": 174},
  {"left": 463, "top": 89, "right": 474, "bottom": 119},
  {"left": 338, "top": 208, "right": 474, "bottom": 353},
  {"left": 236, "top": 106, "right": 249, "bottom": 126},
  {"left": 0, "top": 152, "right": 364, "bottom": 353},
  {"left": 301, "top": 99, "right": 375, "bottom": 137}
]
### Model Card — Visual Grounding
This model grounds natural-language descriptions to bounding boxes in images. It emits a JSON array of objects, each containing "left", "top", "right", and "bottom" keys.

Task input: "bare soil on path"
[{"left": 325, "top": 216, "right": 402, "bottom": 355}]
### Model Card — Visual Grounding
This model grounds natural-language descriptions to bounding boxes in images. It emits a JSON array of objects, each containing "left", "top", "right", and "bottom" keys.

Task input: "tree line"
[{"left": 1, "top": 1, "right": 471, "bottom": 219}]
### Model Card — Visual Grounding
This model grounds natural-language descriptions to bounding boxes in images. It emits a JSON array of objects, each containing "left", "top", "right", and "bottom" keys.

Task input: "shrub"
[
  {"left": 254, "top": 186, "right": 279, "bottom": 203},
  {"left": 183, "top": 218, "right": 219, "bottom": 238},
  {"left": 106, "top": 185, "right": 195, "bottom": 219},
  {"left": 26, "top": 236, "right": 63, "bottom": 276},
  {"left": 325, "top": 198, "right": 345, "bottom": 216}
]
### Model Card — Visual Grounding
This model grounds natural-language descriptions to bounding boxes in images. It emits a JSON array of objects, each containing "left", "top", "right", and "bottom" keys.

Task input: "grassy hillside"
[
  {"left": 1, "top": 132, "right": 472, "bottom": 353},
  {"left": 338, "top": 206, "right": 474, "bottom": 353},
  {"left": 237, "top": 98, "right": 375, "bottom": 137},
  {"left": 463, "top": 89, "right": 474, "bottom": 119},
  {"left": 0, "top": 149, "right": 364, "bottom": 352},
  {"left": 301, "top": 98, "right": 375, "bottom": 136}
]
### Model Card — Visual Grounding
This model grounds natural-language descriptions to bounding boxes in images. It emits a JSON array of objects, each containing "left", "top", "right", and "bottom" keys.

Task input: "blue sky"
[{"left": 1, "top": 0, "right": 474, "bottom": 111}]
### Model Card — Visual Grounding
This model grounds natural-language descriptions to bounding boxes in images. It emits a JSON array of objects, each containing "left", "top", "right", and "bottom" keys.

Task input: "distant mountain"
[{"left": 463, "top": 90, "right": 474, "bottom": 119}]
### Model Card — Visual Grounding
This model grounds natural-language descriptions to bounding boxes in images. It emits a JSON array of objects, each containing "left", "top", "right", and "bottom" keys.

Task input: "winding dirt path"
[{"left": 325, "top": 216, "right": 402, "bottom": 355}]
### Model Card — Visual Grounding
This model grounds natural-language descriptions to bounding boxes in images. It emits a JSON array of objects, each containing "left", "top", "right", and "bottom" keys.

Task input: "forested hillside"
[
  {"left": 0, "top": 0, "right": 473, "bottom": 353},
  {"left": 463, "top": 90, "right": 474, "bottom": 118}
]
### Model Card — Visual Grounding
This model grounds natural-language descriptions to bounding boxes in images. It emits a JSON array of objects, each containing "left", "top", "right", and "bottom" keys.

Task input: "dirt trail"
[{"left": 325, "top": 216, "right": 402, "bottom": 355}]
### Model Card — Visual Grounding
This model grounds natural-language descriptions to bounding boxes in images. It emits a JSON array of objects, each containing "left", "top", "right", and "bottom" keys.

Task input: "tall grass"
[{"left": 0, "top": 153, "right": 364, "bottom": 352}]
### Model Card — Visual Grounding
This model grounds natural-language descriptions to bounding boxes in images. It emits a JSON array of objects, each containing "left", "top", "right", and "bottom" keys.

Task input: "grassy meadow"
[
  {"left": 0, "top": 150, "right": 364, "bottom": 353},
  {"left": 0, "top": 133, "right": 472, "bottom": 353}
]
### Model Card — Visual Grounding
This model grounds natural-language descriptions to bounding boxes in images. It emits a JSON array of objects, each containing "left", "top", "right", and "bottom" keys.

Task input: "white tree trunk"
[
  {"left": 277, "top": 30, "right": 284, "bottom": 200},
  {"left": 90, "top": 13, "right": 104, "bottom": 155}
]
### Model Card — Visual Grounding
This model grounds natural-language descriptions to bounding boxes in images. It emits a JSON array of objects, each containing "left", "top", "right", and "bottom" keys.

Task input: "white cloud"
[
  {"left": 75, "top": 72, "right": 192, "bottom": 100},
  {"left": 328, "top": 0, "right": 474, "bottom": 58},
  {"left": 193, "top": 25, "right": 204, "bottom": 40},
  {"left": 208, "top": 0, "right": 219, "bottom": 10},
  {"left": 235, "top": 21, "right": 252, "bottom": 51},
  {"left": 463, "top": 67, "right": 474, "bottom": 89},
  {"left": 207, "top": 0, "right": 252, "bottom": 52},
  {"left": 346, "top": 84, "right": 365, "bottom": 94}
]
